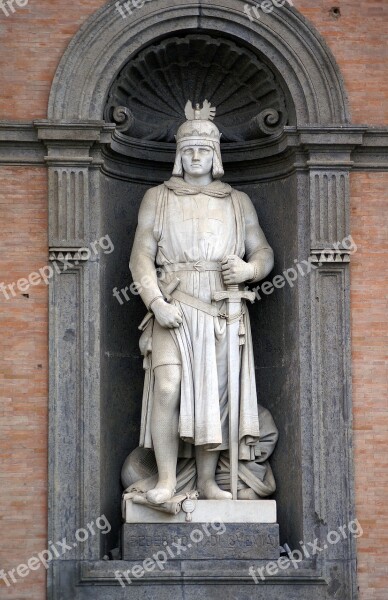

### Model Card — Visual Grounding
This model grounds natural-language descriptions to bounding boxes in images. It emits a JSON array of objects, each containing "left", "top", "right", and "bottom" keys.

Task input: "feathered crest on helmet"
[
  {"left": 184, "top": 99, "right": 216, "bottom": 121},
  {"left": 176, "top": 100, "right": 221, "bottom": 144}
]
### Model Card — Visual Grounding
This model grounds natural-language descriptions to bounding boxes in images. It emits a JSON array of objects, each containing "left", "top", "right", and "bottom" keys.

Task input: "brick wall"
[
  {"left": 0, "top": 1, "right": 387, "bottom": 599},
  {"left": 350, "top": 172, "right": 388, "bottom": 600},
  {"left": 0, "top": 168, "right": 48, "bottom": 599},
  {"left": 0, "top": 0, "right": 106, "bottom": 119},
  {"left": 297, "top": 0, "right": 388, "bottom": 125},
  {"left": 0, "top": 0, "right": 387, "bottom": 124}
]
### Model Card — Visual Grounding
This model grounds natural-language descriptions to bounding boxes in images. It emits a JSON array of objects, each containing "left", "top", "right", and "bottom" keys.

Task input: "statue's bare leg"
[
  {"left": 146, "top": 364, "right": 181, "bottom": 505},
  {"left": 196, "top": 446, "right": 233, "bottom": 500}
]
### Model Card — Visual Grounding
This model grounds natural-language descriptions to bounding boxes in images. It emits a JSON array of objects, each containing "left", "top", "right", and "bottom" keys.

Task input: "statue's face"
[{"left": 181, "top": 145, "right": 214, "bottom": 178}]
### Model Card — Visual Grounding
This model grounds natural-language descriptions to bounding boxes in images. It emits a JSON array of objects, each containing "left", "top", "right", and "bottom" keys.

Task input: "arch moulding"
[{"left": 48, "top": 0, "right": 349, "bottom": 125}]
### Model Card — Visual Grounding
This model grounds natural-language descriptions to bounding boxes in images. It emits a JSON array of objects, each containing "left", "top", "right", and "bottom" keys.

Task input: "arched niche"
[
  {"left": 49, "top": 0, "right": 348, "bottom": 124},
  {"left": 98, "top": 28, "right": 301, "bottom": 555},
  {"left": 44, "top": 3, "right": 355, "bottom": 599}
]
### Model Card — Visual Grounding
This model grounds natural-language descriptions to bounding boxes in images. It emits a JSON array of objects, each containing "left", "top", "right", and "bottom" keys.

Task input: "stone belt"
[{"left": 162, "top": 261, "right": 222, "bottom": 273}]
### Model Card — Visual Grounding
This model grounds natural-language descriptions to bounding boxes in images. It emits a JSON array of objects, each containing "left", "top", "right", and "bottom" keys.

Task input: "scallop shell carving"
[{"left": 105, "top": 35, "right": 289, "bottom": 142}]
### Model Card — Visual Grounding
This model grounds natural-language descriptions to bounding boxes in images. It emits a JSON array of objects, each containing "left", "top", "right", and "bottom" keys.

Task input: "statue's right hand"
[{"left": 152, "top": 298, "right": 183, "bottom": 329}]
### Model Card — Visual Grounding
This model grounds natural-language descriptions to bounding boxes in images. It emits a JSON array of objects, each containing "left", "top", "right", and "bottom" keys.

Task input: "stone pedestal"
[
  {"left": 122, "top": 522, "right": 280, "bottom": 561},
  {"left": 123, "top": 498, "right": 277, "bottom": 524},
  {"left": 122, "top": 499, "right": 279, "bottom": 562}
]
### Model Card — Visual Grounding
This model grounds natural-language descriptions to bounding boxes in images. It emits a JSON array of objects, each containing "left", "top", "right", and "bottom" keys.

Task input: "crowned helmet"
[{"left": 172, "top": 100, "right": 224, "bottom": 179}]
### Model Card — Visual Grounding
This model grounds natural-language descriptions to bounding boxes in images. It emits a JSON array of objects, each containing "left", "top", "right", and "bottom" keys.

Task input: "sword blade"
[{"left": 226, "top": 285, "right": 241, "bottom": 500}]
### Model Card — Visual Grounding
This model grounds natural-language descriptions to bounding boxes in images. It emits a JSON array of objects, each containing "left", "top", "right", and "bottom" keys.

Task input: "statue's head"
[{"left": 172, "top": 101, "right": 224, "bottom": 180}]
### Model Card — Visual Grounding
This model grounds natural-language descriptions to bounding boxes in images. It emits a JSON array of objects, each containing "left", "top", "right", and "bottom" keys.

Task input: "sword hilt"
[{"left": 213, "top": 285, "right": 255, "bottom": 303}]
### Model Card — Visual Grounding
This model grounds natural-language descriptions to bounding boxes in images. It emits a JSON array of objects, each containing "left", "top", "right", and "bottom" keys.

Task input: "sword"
[{"left": 213, "top": 284, "right": 255, "bottom": 500}]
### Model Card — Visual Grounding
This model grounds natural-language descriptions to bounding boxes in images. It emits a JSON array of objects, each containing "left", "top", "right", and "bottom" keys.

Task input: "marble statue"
[{"left": 125, "top": 100, "right": 278, "bottom": 508}]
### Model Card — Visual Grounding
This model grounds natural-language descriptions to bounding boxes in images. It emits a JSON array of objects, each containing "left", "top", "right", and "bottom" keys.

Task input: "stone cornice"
[
  {"left": 35, "top": 119, "right": 115, "bottom": 142},
  {"left": 0, "top": 121, "right": 387, "bottom": 170},
  {"left": 0, "top": 121, "right": 45, "bottom": 164},
  {"left": 106, "top": 125, "right": 388, "bottom": 173},
  {"left": 0, "top": 120, "right": 115, "bottom": 165}
]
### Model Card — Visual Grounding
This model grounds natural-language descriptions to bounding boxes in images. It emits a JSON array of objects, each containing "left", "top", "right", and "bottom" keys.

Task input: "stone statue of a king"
[{"left": 127, "top": 101, "right": 278, "bottom": 507}]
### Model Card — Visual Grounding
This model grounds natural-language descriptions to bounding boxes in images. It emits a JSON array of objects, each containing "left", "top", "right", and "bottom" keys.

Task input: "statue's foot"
[
  {"left": 146, "top": 482, "right": 176, "bottom": 505},
  {"left": 198, "top": 479, "right": 233, "bottom": 500},
  {"left": 238, "top": 488, "right": 259, "bottom": 500}
]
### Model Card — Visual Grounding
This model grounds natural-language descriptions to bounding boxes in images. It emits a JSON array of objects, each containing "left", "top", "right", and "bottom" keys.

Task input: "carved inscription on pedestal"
[{"left": 122, "top": 524, "right": 280, "bottom": 561}]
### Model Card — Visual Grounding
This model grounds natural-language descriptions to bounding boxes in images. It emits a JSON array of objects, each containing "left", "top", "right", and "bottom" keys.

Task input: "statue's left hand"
[{"left": 221, "top": 255, "right": 254, "bottom": 285}]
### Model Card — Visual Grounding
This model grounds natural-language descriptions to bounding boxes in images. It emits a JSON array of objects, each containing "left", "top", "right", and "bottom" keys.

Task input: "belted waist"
[{"left": 162, "top": 261, "right": 222, "bottom": 273}]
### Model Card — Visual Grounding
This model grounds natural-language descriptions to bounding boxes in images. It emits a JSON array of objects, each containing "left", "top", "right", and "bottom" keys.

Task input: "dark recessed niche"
[{"left": 105, "top": 34, "right": 292, "bottom": 143}]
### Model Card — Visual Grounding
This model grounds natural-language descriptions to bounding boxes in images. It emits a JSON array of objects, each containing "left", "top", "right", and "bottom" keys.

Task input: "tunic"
[{"left": 139, "top": 177, "right": 265, "bottom": 461}]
